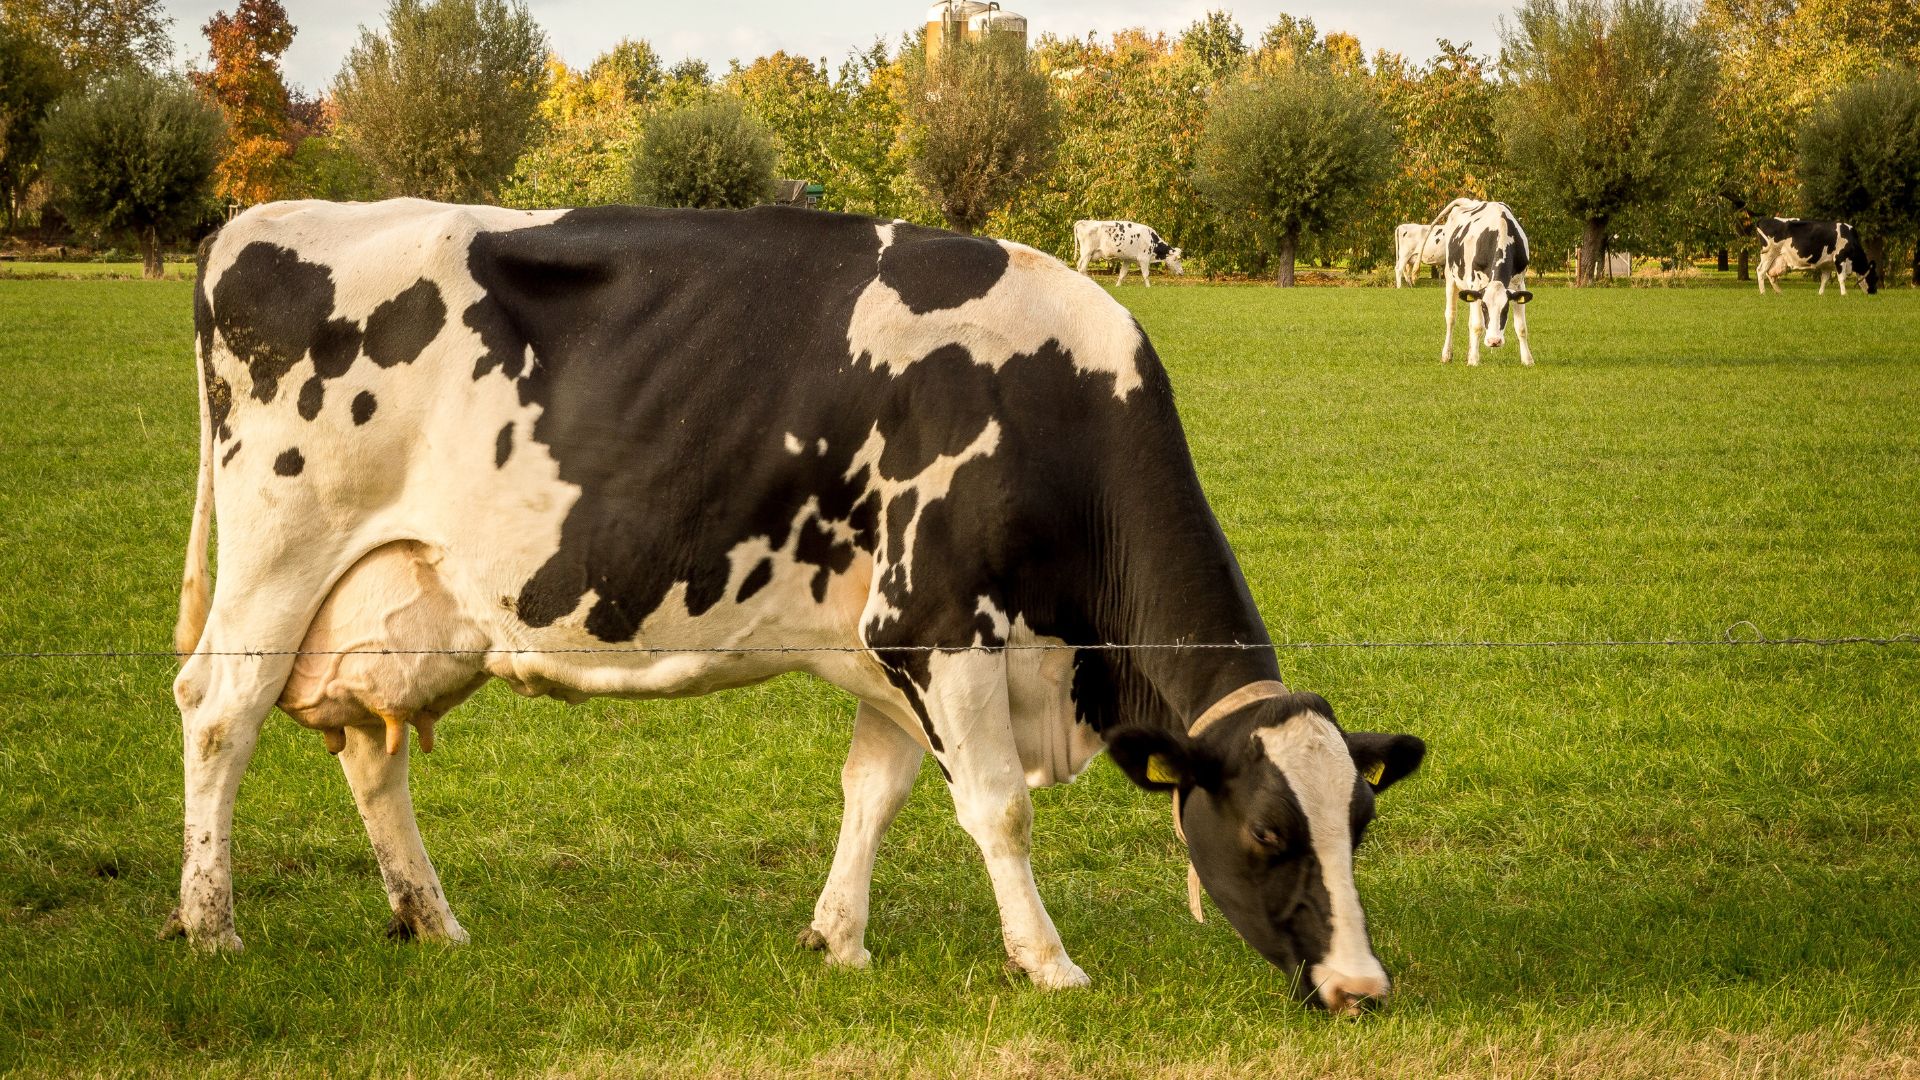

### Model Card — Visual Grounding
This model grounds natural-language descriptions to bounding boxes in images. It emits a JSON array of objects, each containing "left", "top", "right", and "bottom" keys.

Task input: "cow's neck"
[{"left": 1080, "top": 375, "right": 1282, "bottom": 731}]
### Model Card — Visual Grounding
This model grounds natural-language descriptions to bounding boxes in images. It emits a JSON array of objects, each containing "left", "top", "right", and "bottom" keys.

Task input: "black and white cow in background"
[
  {"left": 1392, "top": 222, "right": 1442, "bottom": 288},
  {"left": 1754, "top": 217, "right": 1879, "bottom": 295},
  {"left": 1073, "top": 219, "right": 1184, "bottom": 287},
  {"left": 167, "top": 199, "right": 1426, "bottom": 1013},
  {"left": 1431, "top": 198, "right": 1534, "bottom": 365}
]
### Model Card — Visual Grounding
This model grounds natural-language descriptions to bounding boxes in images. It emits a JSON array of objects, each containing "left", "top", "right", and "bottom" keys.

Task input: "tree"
[
  {"left": 0, "top": 0, "right": 172, "bottom": 80},
  {"left": 41, "top": 69, "right": 223, "bottom": 277},
  {"left": 191, "top": 0, "right": 297, "bottom": 208},
  {"left": 1368, "top": 41, "right": 1508, "bottom": 268},
  {"left": 903, "top": 33, "right": 1057, "bottom": 234},
  {"left": 1499, "top": 0, "right": 1718, "bottom": 285},
  {"left": 1178, "top": 10, "right": 1248, "bottom": 82},
  {"left": 1800, "top": 68, "right": 1920, "bottom": 281},
  {"left": 331, "top": 0, "right": 547, "bottom": 202},
  {"left": 818, "top": 40, "right": 911, "bottom": 217},
  {"left": 587, "top": 38, "right": 664, "bottom": 107},
  {"left": 0, "top": 21, "right": 63, "bottom": 229},
  {"left": 500, "top": 54, "right": 645, "bottom": 208},
  {"left": 727, "top": 51, "right": 835, "bottom": 184},
  {"left": 1194, "top": 64, "right": 1392, "bottom": 285},
  {"left": 630, "top": 96, "right": 775, "bottom": 209}
]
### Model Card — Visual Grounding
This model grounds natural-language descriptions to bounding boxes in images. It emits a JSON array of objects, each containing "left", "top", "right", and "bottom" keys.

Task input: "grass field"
[{"left": 2, "top": 275, "right": 1917, "bottom": 1077}]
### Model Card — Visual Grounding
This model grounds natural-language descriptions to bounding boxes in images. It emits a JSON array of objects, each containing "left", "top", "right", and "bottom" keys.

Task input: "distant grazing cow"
[
  {"left": 1754, "top": 217, "right": 1878, "bottom": 295},
  {"left": 1073, "top": 219, "right": 1183, "bottom": 286},
  {"left": 166, "top": 198, "right": 1426, "bottom": 1013},
  {"left": 1393, "top": 222, "right": 1442, "bottom": 288},
  {"left": 1430, "top": 198, "right": 1534, "bottom": 366}
]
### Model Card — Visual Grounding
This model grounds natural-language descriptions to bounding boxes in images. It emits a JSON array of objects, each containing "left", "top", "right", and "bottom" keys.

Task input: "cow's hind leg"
[
  {"left": 923, "top": 650, "right": 1086, "bottom": 989},
  {"left": 164, "top": 609, "right": 311, "bottom": 950},
  {"left": 1114, "top": 263, "right": 1127, "bottom": 286},
  {"left": 338, "top": 722, "right": 467, "bottom": 942},
  {"left": 801, "top": 702, "right": 924, "bottom": 967},
  {"left": 1140, "top": 259, "right": 1151, "bottom": 288},
  {"left": 1440, "top": 288, "right": 1455, "bottom": 363}
]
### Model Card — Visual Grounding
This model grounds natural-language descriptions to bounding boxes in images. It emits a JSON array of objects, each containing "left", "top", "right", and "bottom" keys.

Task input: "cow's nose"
[
  {"left": 1315, "top": 968, "right": 1390, "bottom": 1016},
  {"left": 1485, "top": 333, "right": 1504, "bottom": 347}
]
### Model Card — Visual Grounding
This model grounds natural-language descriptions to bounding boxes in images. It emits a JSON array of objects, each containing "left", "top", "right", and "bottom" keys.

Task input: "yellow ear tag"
[
  {"left": 1363, "top": 761, "right": 1386, "bottom": 786},
  {"left": 1147, "top": 754, "right": 1180, "bottom": 785}
]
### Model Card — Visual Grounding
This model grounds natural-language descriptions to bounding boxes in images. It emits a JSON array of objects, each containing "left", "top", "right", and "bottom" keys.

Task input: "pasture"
[{"left": 1, "top": 275, "right": 1917, "bottom": 1077}]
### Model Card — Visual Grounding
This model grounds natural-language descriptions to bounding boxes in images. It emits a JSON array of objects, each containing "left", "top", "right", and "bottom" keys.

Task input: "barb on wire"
[{"left": 0, "top": 624, "right": 1915, "bottom": 660}]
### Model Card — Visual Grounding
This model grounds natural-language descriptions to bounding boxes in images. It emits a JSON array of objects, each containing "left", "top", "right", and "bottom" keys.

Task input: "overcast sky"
[{"left": 160, "top": 0, "right": 1517, "bottom": 95}]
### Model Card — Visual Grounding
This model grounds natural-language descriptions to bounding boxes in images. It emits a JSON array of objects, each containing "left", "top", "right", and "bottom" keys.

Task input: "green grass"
[
  {"left": 2, "top": 276, "right": 1917, "bottom": 1077},
  {"left": 0, "top": 259, "right": 195, "bottom": 281}
]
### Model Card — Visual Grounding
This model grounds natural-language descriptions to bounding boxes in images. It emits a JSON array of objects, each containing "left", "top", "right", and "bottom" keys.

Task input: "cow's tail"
[
  {"left": 175, "top": 255, "right": 216, "bottom": 659},
  {"left": 175, "top": 364, "right": 214, "bottom": 658}
]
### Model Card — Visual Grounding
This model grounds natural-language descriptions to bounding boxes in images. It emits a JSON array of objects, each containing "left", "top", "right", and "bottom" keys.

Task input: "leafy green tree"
[
  {"left": 903, "top": 32, "right": 1057, "bottom": 234},
  {"left": 631, "top": 96, "right": 775, "bottom": 209},
  {"left": 658, "top": 58, "right": 714, "bottom": 109},
  {"left": 501, "top": 54, "right": 644, "bottom": 208},
  {"left": 0, "top": 21, "right": 63, "bottom": 229},
  {"left": 1499, "top": 0, "right": 1718, "bottom": 285},
  {"left": 332, "top": 0, "right": 547, "bottom": 202},
  {"left": 726, "top": 51, "right": 835, "bottom": 183},
  {"left": 1195, "top": 64, "right": 1392, "bottom": 285},
  {"left": 588, "top": 38, "right": 664, "bottom": 107},
  {"left": 1178, "top": 10, "right": 1247, "bottom": 82},
  {"left": 0, "top": 0, "right": 172, "bottom": 80},
  {"left": 1800, "top": 68, "right": 1920, "bottom": 282},
  {"left": 819, "top": 40, "right": 910, "bottom": 217},
  {"left": 41, "top": 69, "right": 223, "bottom": 277},
  {"left": 1367, "top": 40, "right": 1509, "bottom": 268}
]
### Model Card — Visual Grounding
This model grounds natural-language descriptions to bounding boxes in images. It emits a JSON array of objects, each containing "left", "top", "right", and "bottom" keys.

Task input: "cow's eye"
[{"left": 1249, "top": 824, "right": 1287, "bottom": 852}]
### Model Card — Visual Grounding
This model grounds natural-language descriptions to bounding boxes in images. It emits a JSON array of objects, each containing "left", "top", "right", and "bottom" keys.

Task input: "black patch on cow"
[
  {"left": 351, "top": 391, "right": 377, "bottom": 425},
  {"left": 736, "top": 558, "right": 774, "bottom": 603},
  {"left": 204, "top": 371, "right": 233, "bottom": 443},
  {"left": 273, "top": 448, "right": 305, "bottom": 476},
  {"left": 220, "top": 441, "right": 241, "bottom": 467},
  {"left": 297, "top": 376, "right": 325, "bottom": 420},
  {"left": 495, "top": 422, "right": 514, "bottom": 467},
  {"left": 876, "top": 231, "right": 1008, "bottom": 314},
  {"left": 396, "top": 205, "right": 1274, "bottom": 744},
  {"left": 1153, "top": 240, "right": 1172, "bottom": 260},
  {"left": 364, "top": 279, "right": 446, "bottom": 369},
  {"left": 212, "top": 242, "right": 357, "bottom": 404}
]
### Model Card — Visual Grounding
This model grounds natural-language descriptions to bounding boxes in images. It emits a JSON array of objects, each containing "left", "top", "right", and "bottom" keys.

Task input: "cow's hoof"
[
  {"left": 1027, "top": 959, "right": 1090, "bottom": 990},
  {"left": 161, "top": 907, "right": 243, "bottom": 952},
  {"left": 386, "top": 910, "right": 469, "bottom": 944},
  {"left": 799, "top": 926, "right": 870, "bottom": 968}
]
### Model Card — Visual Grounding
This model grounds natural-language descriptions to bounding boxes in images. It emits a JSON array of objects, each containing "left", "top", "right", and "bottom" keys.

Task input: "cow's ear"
[
  {"left": 1511, "top": 290, "right": 1534, "bottom": 304},
  {"left": 1457, "top": 289, "right": 1482, "bottom": 302},
  {"left": 1345, "top": 732, "right": 1426, "bottom": 793},
  {"left": 1107, "top": 726, "right": 1224, "bottom": 793}
]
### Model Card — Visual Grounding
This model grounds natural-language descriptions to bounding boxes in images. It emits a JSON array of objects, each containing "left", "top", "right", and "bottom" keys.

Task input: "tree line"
[{"left": 2, "top": 0, "right": 1917, "bottom": 284}]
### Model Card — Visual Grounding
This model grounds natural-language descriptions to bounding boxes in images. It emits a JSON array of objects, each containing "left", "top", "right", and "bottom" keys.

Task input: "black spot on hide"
[
  {"left": 364, "top": 279, "right": 446, "bottom": 369},
  {"left": 273, "top": 448, "right": 304, "bottom": 476},
  {"left": 297, "top": 376, "right": 325, "bottom": 420},
  {"left": 877, "top": 231, "right": 1008, "bottom": 314},
  {"left": 220, "top": 441, "right": 241, "bottom": 466},
  {"left": 351, "top": 391, "right": 377, "bottom": 425},
  {"left": 495, "top": 422, "right": 514, "bottom": 467},
  {"left": 736, "top": 558, "right": 773, "bottom": 603},
  {"left": 212, "top": 242, "right": 360, "bottom": 405}
]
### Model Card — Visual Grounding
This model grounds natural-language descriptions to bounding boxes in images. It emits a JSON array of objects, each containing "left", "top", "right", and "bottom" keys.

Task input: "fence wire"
[{"left": 1, "top": 623, "right": 1914, "bottom": 660}]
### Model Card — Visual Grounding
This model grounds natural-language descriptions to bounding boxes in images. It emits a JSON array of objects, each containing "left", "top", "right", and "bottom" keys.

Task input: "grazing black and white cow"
[
  {"left": 167, "top": 199, "right": 1425, "bottom": 1013},
  {"left": 1430, "top": 198, "right": 1534, "bottom": 365},
  {"left": 1754, "top": 217, "right": 1878, "bottom": 295},
  {"left": 1073, "top": 219, "right": 1184, "bottom": 287},
  {"left": 1392, "top": 222, "right": 1442, "bottom": 288}
]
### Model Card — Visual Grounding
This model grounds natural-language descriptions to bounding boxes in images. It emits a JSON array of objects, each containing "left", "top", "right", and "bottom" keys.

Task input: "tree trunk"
[
  {"left": 1738, "top": 246, "right": 1749, "bottom": 281},
  {"left": 1576, "top": 217, "right": 1608, "bottom": 287},
  {"left": 1717, "top": 247, "right": 1728, "bottom": 272},
  {"left": 1274, "top": 228, "right": 1298, "bottom": 287},
  {"left": 1910, "top": 237, "right": 1918, "bottom": 286},
  {"left": 141, "top": 225, "right": 163, "bottom": 280}
]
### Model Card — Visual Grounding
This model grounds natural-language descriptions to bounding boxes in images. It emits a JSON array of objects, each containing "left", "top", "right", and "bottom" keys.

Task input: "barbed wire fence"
[{"left": 1, "top": 622, "right": 1914, "bottom": 661}]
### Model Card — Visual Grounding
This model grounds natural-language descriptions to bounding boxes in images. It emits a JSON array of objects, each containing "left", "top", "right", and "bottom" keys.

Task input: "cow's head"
[
  {"left": 1108, "top": 692, "right": 1425, "bottom": 1013},
  {"left": 1154, "top": 242, "right": 1185, "bottom": 275},
  {"left": 1457, "top": 282, "right": 1531, "bottom": 348}
]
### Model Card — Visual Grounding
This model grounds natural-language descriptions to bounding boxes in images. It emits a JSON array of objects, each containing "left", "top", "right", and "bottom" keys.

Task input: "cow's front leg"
[
  {"left": 1466, "top": 298, "right": 1484, "bottom": 366},
  {"left": 1515, "top": 290, "right": 1535, "bottom": 366},
  {"left": 801, "top": 701, "right": 923, "bottom": 968},
  {"left": 1819, "top": 268, "right": 1830, "bottom": 295},
  {"left": 1114, "top": 263, "right": 1127, "bottom": 286},
  {"left": 924, "top": 650, "right": 1087, "bottom": 989},
  {"left": 338, "top": 721, "right": 466, "bottom": 943},
  {"left": 1140, "top": 259, "right": 1151, "bottom": 288},
  {"left": 1837, "top": 269, "right": 1848, "bottom": 296},
  {"left": 1440, "top": 290, "right": 1455, "bottom": 363}
]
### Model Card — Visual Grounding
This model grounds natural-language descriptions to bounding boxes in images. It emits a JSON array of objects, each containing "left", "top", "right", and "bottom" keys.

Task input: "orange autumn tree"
[{"left": 193, "top": 0, "right": 297, "bottom": 208}]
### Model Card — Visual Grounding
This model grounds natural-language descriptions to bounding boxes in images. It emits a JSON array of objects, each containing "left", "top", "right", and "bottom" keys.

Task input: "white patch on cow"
[
  {"left": 1005, "top": 615, "right": 1102, "bottom": 788},
  {"left": 816, "top": 438, "right": 828, "bottom": 455},
  {"left": 847, "top": 417, "right": 1001, "bottom": 606},
  {"left": 849, "top": 240, "right": 1144, "bottom": 399},
  {"left": 1253, "top": 713, "right": 1390, "bottom": 1011},
  {"left": 874, "top": 221, "right": 896, "bottom": 257},
  {"left": 784, "top": 432, "right": 805, "bottom": 454},
  {"left": 974, "top": 595, "right": 1011, "bottom": 645}
]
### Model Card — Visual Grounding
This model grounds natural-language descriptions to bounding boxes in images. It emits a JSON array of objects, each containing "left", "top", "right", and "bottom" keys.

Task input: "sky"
[{"left": 160, "top": 0, "right": 1519, "bottom": 96}]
